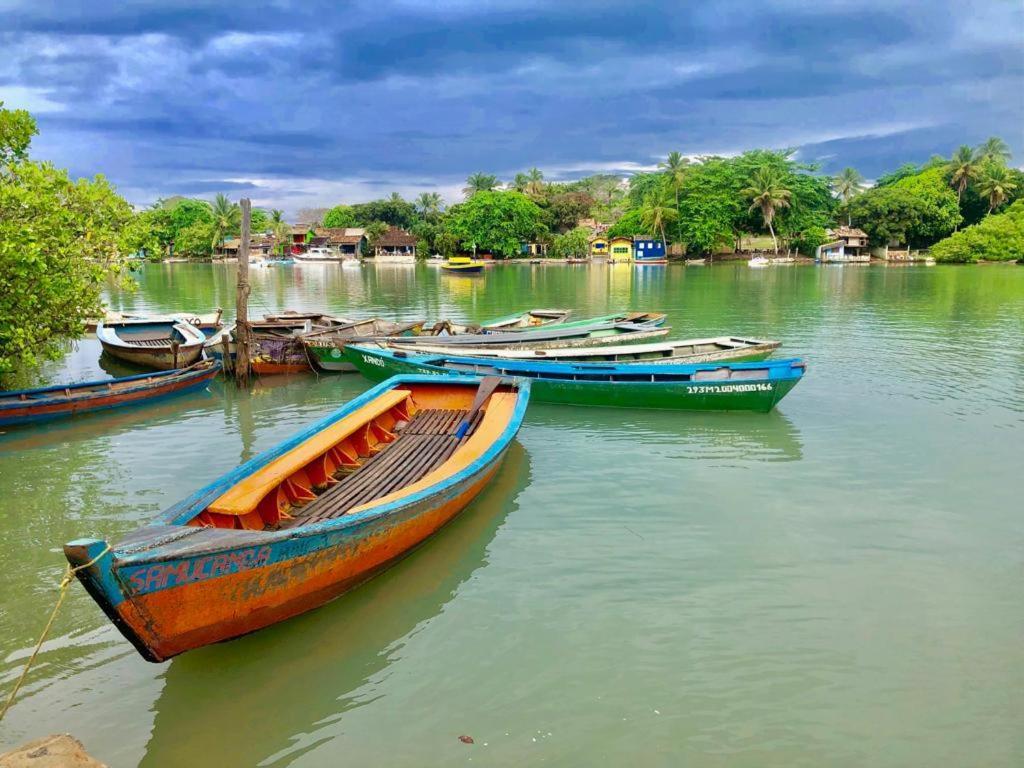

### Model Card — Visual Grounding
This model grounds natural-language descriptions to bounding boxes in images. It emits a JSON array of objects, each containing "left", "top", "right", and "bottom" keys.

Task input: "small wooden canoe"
[
  {"left": 85, "top": 309, "right": 223, "bottom": 335},
  {"left": 65, "top": 374, "right": 530, "bottom": 661},
  {"left": 0, "top": 360, "right": 220, "bottom": 427},
  {"left": 302, "top": 318, "right": 427, "bottom": 372},
  {"left": 383, "top": 321, "right": 669, "bottom": 350},
  {"left": 97, "top": 319, "right": 206, "bottom": 370},
  {"left": 346, "top": 345, "right": 805, "bottom": 412},
  {"left": 480, "top": 309, "right": 572, "bottom": 331},
  {"left": 388, "top": 336, "right": 781, "bottom": 365}
]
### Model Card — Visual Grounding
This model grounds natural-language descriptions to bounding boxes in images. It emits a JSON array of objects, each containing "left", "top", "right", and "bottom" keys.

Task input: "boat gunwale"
[
  {"left": 0, "top": 360, "right": 218, "bottom": 403},
  {"left": 103, "top": 374, "right": 530, "bottom": 565},
  {"left": 97, "top": 319, "right": 207, "bottom": 351},
  {"left": 386, "top": 336, "right": 780, "bottom": 360}
]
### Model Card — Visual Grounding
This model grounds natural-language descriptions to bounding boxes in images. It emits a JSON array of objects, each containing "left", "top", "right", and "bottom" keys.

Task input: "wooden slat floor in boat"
[
  {"left": 129, "top": 338, "right": 175, "bottom": 347},
  {"left": 280, "top": 408, "right": 485, "bottom": 528}
]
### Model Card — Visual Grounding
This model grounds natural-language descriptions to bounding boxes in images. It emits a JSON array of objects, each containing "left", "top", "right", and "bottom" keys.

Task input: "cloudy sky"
[{"left": 1, "top": 0, "right": 1022, "bottom": 214}]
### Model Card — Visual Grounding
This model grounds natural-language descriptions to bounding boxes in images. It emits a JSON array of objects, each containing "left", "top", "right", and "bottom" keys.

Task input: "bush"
[{"left": 930, "top": 200, "right": 1024, "bottom": 263}]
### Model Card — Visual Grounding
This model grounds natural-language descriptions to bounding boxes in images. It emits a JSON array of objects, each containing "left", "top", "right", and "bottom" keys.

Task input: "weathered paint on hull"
[
  {"left": 67, "top": 447, "right": 506, "bottom": 661},
  {"left": 347, "top": 349, "right": 797, "bottom": 412},
  {"left": 306, "top": 345, "right": 358, "bottom": 372},
  {"left": 0, "top": 366, "right": 219, "bottom": 427},
  {"left": 100, "top": 341, "right": 203, "bottom": 370}
]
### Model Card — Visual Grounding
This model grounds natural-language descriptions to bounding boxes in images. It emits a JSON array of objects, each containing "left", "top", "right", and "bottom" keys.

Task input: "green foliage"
[
  {"left": 210, "top": 193, "right": 241, "bottom": 250},
  {"left": 1, "top": 105, "right": 148, "bottom": 384},
  {"left": 350, "top": 197, "right": 416, "bottom": 229},
  {"left": 249, "top": 208, "right": 269, "bottom": 232},
  {"left": 930, "top": 200, "right": 1024, "bottom": 263},
  {"left": 364, "top": 221, "right": 389, "bottom": 249},
  {"left": 605, "top": 209, "right": 647, "bottom": 238},
  {"left": 875, "top": 163, "right": 921, "bottom": 188},
  {"left": 0, "top": 101, "right": 37, "bottom": 165},
  {"left": 639, "top": 193, "right": 677, "bottom": 245},
  {"left": 674, "top": 158, "right": 743, "bottom": 253},
  {"left": 976, "top": 163, "right": 1018, "bottom": 213},
  {"left": 174, "top": 220, "right": 217, "bottom": 257},
  {"left": 323, "top": 205, "right": 356, "bottom": 228},
  {"left": 445, "top": 191, "right": 543, "bottom": 257},
  {"left": 848, "top": 166, "right": 960, "bottom": 246},
  {"left": 627, "top": 172, "right": 668, "bottom": 208},
  {"left": 463, "top": 173, "right": 500, "bottom": 198},
  {"left": 549, "top": 227, "right": 591, "bottom": 259}
]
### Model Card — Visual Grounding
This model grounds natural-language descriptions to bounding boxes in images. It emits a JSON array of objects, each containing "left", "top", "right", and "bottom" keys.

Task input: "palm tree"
[
  {"left": 210, "top": 193, "right": 241, "bottom": 250},
  {"left": 415, "top": 192, "right": 443, "bottom": 220},
  {"left": 831, "top": 167, "right": 865, "bottom": 224},
  {"left": 512, "top": 173, "right": 529, "bottom": 192},
  {"left": 639, "top": 193, "right": 679, "bottom": 249},
  {"left": 976, "top": 137, "right": 1012, "bottom": 165},
  {"left": 659, "top": 151, "right": 688, "bottom": 242},
  {"left": 524, "top": 167, "right": 545, "bottom": 199},
  {"left": 463, "top": 173, "right": 499, "bottom": 198},
  {"left": 947, "top": 146, "right": 981, "bottom": 205},
  {"left": 976, "top": 164, "right": 1017, "bottom": 214},
  {"left": 269, "top": 209, "right": 290, "bottom": 255},
  {"left": 741, "top": 167, "right": 791, "bottom": 254}
]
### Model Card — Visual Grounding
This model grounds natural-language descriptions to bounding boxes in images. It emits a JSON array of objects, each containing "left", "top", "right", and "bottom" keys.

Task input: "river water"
[{"left": 1, "top": 262, "right": 1022, "bottom": 767}]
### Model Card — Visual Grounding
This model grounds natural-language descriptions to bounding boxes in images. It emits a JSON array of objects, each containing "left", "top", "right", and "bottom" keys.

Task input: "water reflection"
[
  {"left": 525, "top": 404, "right": 803, "bottom": 463},
  {"left": 139, "top": 441, "right": 531, "bottom": 767}
]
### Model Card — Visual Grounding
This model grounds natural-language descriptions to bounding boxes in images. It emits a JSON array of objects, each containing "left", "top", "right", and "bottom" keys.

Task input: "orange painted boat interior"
[{"left": 189, "top": 382, "right": 517, "bottom": 531}]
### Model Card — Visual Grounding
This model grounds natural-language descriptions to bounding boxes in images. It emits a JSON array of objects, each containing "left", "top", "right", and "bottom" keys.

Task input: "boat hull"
[
  {"left": 99, "top": 342, "right": 203, "bottom": 369},
  {"left": 64, "top": 375, "right": 530, "bottom": 661},
  {"left": 0, "top": 362, "right": 220, "bottom": 427},
  {"left": 347, "top": 347, "right": 803, "bottom": 412}
]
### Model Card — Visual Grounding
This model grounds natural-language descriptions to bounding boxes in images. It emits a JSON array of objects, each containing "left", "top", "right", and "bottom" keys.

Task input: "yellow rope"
[{"left": 0, "top": 545, "right": 111, "bottom": 723}]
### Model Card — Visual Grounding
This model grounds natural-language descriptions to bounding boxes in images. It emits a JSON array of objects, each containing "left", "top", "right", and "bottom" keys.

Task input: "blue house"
[{"left": 633, "top": 236, "right": 666, "bottom": 262}]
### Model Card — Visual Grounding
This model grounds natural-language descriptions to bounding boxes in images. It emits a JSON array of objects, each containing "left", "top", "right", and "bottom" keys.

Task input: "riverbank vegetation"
[{"left": 0, "top": 103, "right": 152, "bottom": 387}]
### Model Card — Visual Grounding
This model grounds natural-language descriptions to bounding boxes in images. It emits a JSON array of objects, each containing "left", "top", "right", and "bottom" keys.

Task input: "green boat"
[{"left": 345, "top": 344, "right": 805, "bottom": 412}]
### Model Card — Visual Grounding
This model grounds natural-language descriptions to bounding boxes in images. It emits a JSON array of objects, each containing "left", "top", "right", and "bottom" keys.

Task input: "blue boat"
[
  {"left": 0, "top": 360, "right": 220, "bottom": 427},
  {"left": 345, "top": 345, "right": 806, "bottom": 412}
]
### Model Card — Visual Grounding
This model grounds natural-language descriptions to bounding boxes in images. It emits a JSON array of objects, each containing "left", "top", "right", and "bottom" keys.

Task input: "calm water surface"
[{"left": 1, "top": 262, "right": 1022, "bottom": 767}]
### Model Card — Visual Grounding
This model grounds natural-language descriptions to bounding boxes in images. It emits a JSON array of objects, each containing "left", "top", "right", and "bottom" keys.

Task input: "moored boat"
[
  {"left": 0, "top": 360, "right": 220, "bottom": 427},
  {"left": 381, "top": 321, "right": 670, "bottom": 350},
  {"left": 389, "top": 335, "right": 781, "bottom": 365},
  {"left": 442, "top": 256, "right": 485, "bottom": 273},
  {"left": 302, "top": 318, "right": 428, "bottom": 372},
  {"left": 346, "top": 345, "right": 805, "bottom": 412},
  {"left": 86, "top": 309, "right": 223, "bottom": 335},
  {"left": 480, "top": 309, "right": 572, "bottom": 331},
  {"left": 97, "top": 319, "right": 206, "bottom": 370},
  {"left": 498, "top": 311, "right": 665, "bottom": 331},
  {"left": 206, "top": 312, "right": 352, "bottom": 374},
  {"left": 65, "top": 374, "right": 530, "bottom": 661}
]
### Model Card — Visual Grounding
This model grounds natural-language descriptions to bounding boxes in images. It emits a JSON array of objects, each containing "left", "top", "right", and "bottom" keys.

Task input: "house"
[
  {"left": 816, "top": 226, "right": 870, "bottom": 263},
  {"left": 632, "top": 236, "right": 666, "bottom": 263},
  {"left": 374, "top": 226, "right": 417, "bottom": 262},
  {"left": 519, "top": 242, "right": 547, "bottom": 257},
  {"left": 589, "top": 236, "right": 609, "bottom": 258},
  {"left": 609, "top": 235, "right": 633, "bottom": 263},
  {"left": 314, "top": 227, "right": 368, "bottom": 258},
  {"left": 214, "top": 236, "right": 274, "bottom": 259}
]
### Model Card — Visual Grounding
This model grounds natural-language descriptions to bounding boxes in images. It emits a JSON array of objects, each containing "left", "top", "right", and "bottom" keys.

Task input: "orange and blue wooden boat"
[
  {"left": 0, "top": 360, "right": 220, "bottom": 428},
  {"left": 65, "top": 374, "right": 530, "bottom": 661}
]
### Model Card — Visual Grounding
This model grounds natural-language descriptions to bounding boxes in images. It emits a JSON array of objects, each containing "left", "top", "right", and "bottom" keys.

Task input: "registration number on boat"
[{"left": 686, "top": 383, "right": 773, "bottom": 394}]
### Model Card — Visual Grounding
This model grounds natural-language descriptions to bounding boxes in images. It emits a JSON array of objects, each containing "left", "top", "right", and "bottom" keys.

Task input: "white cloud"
[{"left": 0, "top": 85, "right": 65, "bottom": 112}]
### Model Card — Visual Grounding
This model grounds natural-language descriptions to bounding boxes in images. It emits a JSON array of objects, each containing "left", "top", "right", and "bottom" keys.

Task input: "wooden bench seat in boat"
[
  {"left": 199, "top": 389, "right": 415, "bottom": 528},
  {"left": 281, "top": 407, "right": 484, "bottom": 527}
]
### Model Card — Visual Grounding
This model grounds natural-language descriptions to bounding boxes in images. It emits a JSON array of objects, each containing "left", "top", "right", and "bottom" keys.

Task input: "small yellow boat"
[{"left": 442, "top": 256, "right": 485, "bottom": 273}]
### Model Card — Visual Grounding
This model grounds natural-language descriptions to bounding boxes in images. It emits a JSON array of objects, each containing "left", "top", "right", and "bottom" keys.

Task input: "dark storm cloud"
[{"left": 1, "top": 0, "right": 1021, "bottom": 212}]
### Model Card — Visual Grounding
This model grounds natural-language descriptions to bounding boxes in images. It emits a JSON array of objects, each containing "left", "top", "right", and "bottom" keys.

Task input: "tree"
[
  {"left": 549, "top": 227, "right": 591, "bottom": 259},
  {"left": 976, "top": 164, "right": 1017, "bottom": 214},
  {"left": 175, "top": 220, "right": 217, "bottom": 258},
  {"left": 269, "top": 209, "right": 291, "bottom": 254},
  {"left": 323, "top": 205, "right": 357, "bottom": 228},
  {"left": 209, "top": 193, "right": 240, "bottom": 250},
  {"left": 547, "top": 191, "right": 596, "bottom": 232},
  {"left": 931, "top": 200, "right": 1024, "bottom": 263},
  {"left": 832, "top": 167, "right": 865, "bottom": 224},
  {"left": 1, "top": 104, "right": 153, "bottom": 385},
  {"left": 639, "top": 193, "right": 678, "bottom": 247},
  {"left": 445, "top": 191, "right": 543, "bottom": 256},
  {"left": 947, "top": 146, "right": 980, "bottom": 205},
  {"left": 0, "top": 101, "right": 36, "bottom": 165},
  {"left": 976, "top": 136, "right": 1012, "bottom": 165},
  {"left": 524, "top": 168, "right": 545, "bottom": 199},
  {"left": 659, "top": 151, "right": 688, "bottom": 241},
  {"left": 741, "top": 167, "right": 791, "bottom": 253},
  {"left": 349, "top": 198, "right": 416, "bottom": 228},
  {"left": 249, "top": 208, "right": 269, "bottom": 233},
  {"left": 364, "top": 221, "right": 389, "bottom": 251},
  {"left": 415, "top": 192, "right": 443, "bottom": 220},
  {"left": 463, "top": 173, "right": 500, "bottom": 198}
]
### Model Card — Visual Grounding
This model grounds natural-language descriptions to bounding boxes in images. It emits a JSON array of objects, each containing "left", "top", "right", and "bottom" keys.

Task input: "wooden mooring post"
[{"left": 234, "top": 198, "right": 252, "bottom": 385}]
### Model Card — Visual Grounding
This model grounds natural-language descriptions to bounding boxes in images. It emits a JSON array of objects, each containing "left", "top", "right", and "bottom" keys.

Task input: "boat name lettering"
[
  {"left": 686, "top": 383, "right": 774, "bottom": 394},
  {"left": 361, "top": 354, "right": 387, "bottom": 367},
  {"left": 126, "top": 546, "right": 272, "bottom": 593}
]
